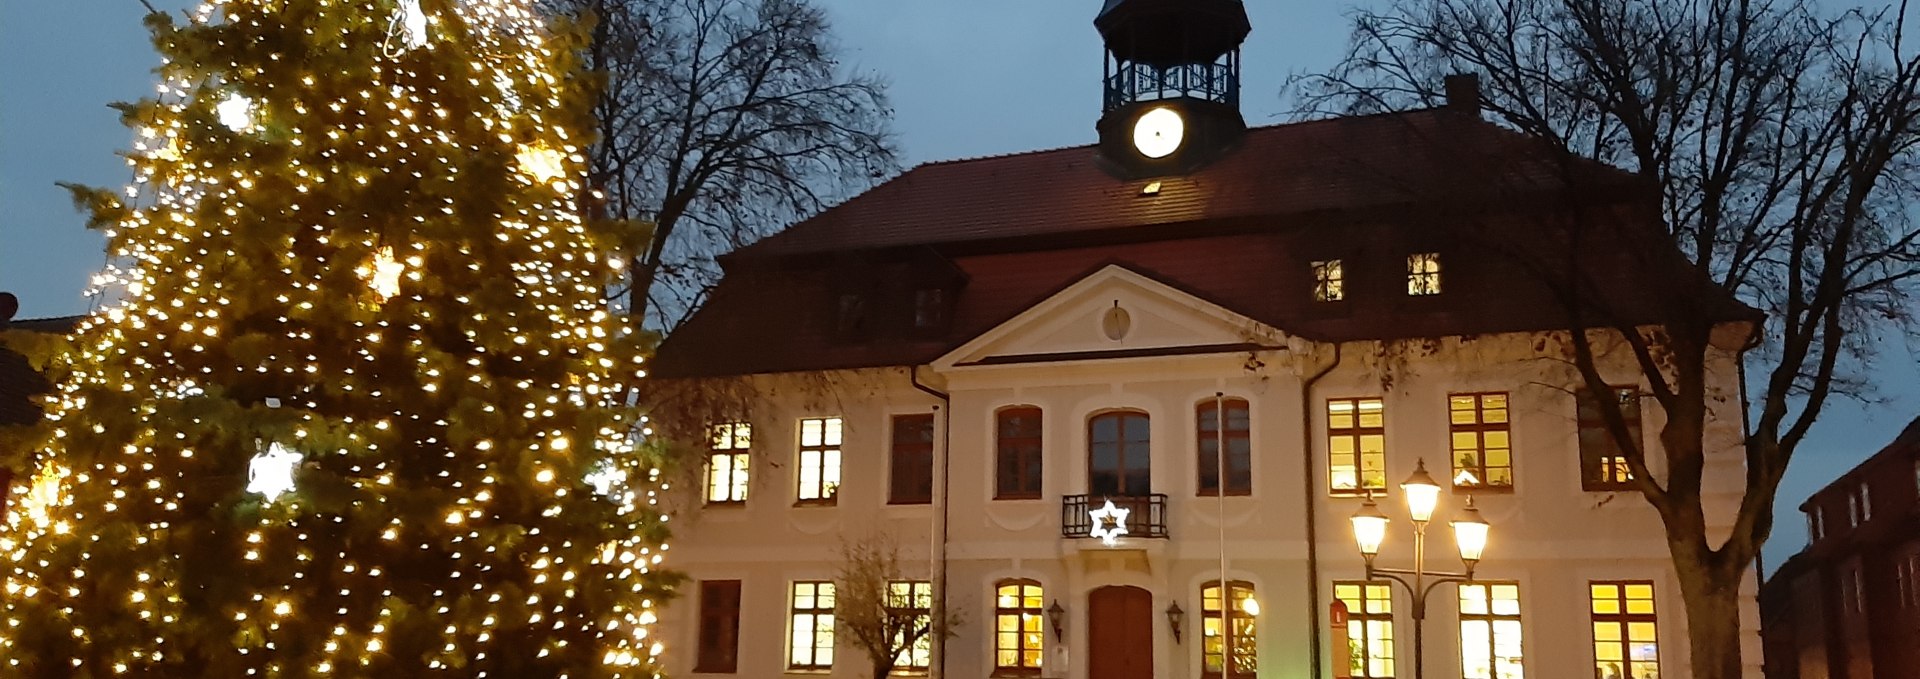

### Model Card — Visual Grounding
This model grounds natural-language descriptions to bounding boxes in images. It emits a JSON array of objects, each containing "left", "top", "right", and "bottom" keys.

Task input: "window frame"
[
  {"left": 889, "top": 414, "right": 935, "bottom": 505},
  {"left": 995, "top": 407, "right": 1044, "bottom": 501},
  {"left": 1197, "top": 398, "right": 1253, "bottom": 497},
  {"left": 796, "top": 417, "right": 844, "bottom": 505},
  {"left": 788, "top": 580, "right": 837, "bottom": 671},
  {"left": 1576, "top": 387, "right": 1640, "bottom": 491},
  {"left": 1088, "top": 411, "right": 1152, "bottom": 498},
  {"left": 1859, "top": 482, "right": 1872, "bottom": 522},
  {"left": 1457, "top": 582, "right": 1524, "bottom": 679},
  {"left": 1407, "top": 252, "right": 1442, "bottom": 296},
  {"left": 887, "top": 580, "right": 935, "bottom": 672},
  {"left": 1336, "top": 580, "right": 1397, "bottom": 679},
  {"left": 1588, "top": 580, "right": 1659, "bottom": 679},
  {"left": 1328, "top": 397, "right": 1387, "bottom": 496},
  {"left": 694, "top": 580, "right": 743, "bottom": 673},
  {"left": 1448, "top": 393, "right": 1514, "bottom": 491},
  {"left": 1201, "top": 580, "right": 1258, "bottom": 679},
  {"left": 705, "top": 422, "right": 751, "bottom": 505},
  {"left": 1313, "top": 259, "right": 1346, "bottom": 302},
  {"left": 992, "top": 579, "right": 1046, "bottom": 677}
]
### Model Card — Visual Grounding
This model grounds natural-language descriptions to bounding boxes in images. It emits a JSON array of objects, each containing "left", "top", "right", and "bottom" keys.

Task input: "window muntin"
[
  {"left": 1577, "top": 388, "right": 1639, "bottom": 491},
  {"left": 1336, "top": 581, "right": 1395, "bottom": 679},
  {"left": 889, "top": 581, "right": 934, "bottom": 670},
  {"left": 705, "top": 422, "right": 751, "bottom": 504},
  {"left": 1089, "top": 412, "right": 1151, "bottom": 497},
  {"left": 996, "top": 408, "right": 1044, "bottom": 500},
  {"left": 695, "top": 580, "right": 742, "bottom": 673},
  {"left": 789, "top": 581, "right": 836, "bottom": 670},
  {"left": 1202, "top": 580, "right": 1258, "bottom": 678},
  {"left": 1198, "top": 398, "right": 1253, "bottom": 496},
  {"left": 797, "top": 417, "right": 843, "bottom": 504},
  {"left": 1314, "top": 260, "right": 1345, "bottom": 301},
  {"left": 993, "top": 580, "right": 1046, "bottom": 676},
  {"left": 1459, "top": 582, "right": 1524, "bottom": 679},
  {"left": 1449, "top": 393, "right": 1513, "bottom": 490},
  {"left": 1589, "top": 581, "right": 1658, "bottom": 679},
  {"left": 890, "top": 414, "right": 935, "bottom": 505},
  {"left": 1329, "top": 398, "right": 1387, "bottom": 495},
  {"left": 1407, "top": 253, "right": 1441, "bottom": 295}
]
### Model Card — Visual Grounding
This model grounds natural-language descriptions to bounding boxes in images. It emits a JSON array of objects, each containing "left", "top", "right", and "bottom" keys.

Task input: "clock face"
[{"left": 1131, "top": 107, "right": 1184, "bottom": 159}]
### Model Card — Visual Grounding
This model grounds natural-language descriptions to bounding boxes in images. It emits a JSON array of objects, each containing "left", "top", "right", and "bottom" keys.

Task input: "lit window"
[
  {"left": 1449, "top": 393, "right": 1513, "bottom": 490},
  {"left": 797, "top": 417, "right": 843, "bottom": 504},
  {"left": 1577, "top": 388, "right": 1638, "bottom": 491},
  {"left": 1459, "top": 582, "right": 1524, "bottom": 679},
  {"left": 1336, "top": 581, "right": 1395, "bottom": 678},
  {"left": 1860, "top": 482, "right": 1872, "bottom": 522},
  {"left": 1407, "top": 253, "right": 1441, "bottom": 295},
  {"left": 994, "top": 580, "right": 1045, "bottom": 675},
  {"left": 888, "top": 581, "right": 934, "bottom": 670},
  {"left": 1589, "top": 581, "right": 1658, "bottom": 679},
  {"left": 1198, "top": 398, "right": 1252, "bottom": 496},
  {"left": 789, "top": 581, "right": 836, "bottom": 670},
  {"left": 1202, "top": 581, "right": 1257, "bottom": 678},
  {"left": 1314, "top": 260, "right": 1345, "bottom": 301},
  {"left": 995, "top": 407, "right": 1043, "bottom": 500},
  {"left": 705, "top": 422, "right": 751, "bottom": 504},
  {"left": 1328, "top": 398, "right": 1387, "bottom": 496}
]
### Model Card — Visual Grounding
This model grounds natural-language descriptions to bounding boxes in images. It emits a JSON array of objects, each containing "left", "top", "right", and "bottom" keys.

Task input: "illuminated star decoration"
[
  {"left": 1087, "top": 499, "right": 1131, "bottom": 546},
  {"left": 246, "top": 443, "right": 302, "bottom": 503},
  {"left": 515, "top": 143, "right": 568, "bottom": 184},
  {"left": 385, "top": 0, "right": 430, "bottom": 56},
  {"left": 216, "top": 93, "right": 254, "bottom": 131},
  {"left": 360, "top": 246, "right": 406, "bottom": 301}
]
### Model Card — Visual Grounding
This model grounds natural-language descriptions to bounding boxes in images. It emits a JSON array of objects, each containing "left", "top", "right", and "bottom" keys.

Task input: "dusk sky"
[{"left": 3, "top": 1, "right": 1916, "bottom": 565}]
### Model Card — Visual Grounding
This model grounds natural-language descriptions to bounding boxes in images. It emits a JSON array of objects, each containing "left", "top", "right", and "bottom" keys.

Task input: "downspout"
[
  {"left": 910, "top": 366, "right": 952, "bottom": 679},
  {"left": 1301, "top": 343, "right": 1343, "bottom": 679}
]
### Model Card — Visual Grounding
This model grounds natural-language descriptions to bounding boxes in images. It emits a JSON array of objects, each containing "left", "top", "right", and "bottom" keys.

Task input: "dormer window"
[
  {"left": 913, "top": 288, "right": 948, "bottom": 331},
  {"left": 834, "top": 293, "right": 868, "bottom": 340},
  {"left": 1312, "top": 260, "right": 1344, "bottom": 301},
  {"left": 1408, "top": 253, "right": 1442, "bottom": 295}
]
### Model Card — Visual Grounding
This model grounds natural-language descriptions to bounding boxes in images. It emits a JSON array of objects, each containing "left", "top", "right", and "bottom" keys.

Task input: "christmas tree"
[{"left": 0, "top": 1, "right": 672, "bottom": 676}]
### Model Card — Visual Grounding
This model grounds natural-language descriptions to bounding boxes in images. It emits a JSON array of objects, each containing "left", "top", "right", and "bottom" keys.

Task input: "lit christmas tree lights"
[{"left": 0, "top": 1, "right": 674, "bottom": 676}]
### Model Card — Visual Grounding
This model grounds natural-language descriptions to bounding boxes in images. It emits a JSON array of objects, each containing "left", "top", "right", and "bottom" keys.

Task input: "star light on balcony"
[{"left": 1088, "top": 499, "right": 1131, "bottom": 546}]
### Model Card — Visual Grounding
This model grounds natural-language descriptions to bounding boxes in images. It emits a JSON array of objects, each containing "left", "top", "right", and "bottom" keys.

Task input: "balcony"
[{"left": 1062, "top": 494, "right": 1170, "bottom": 540}]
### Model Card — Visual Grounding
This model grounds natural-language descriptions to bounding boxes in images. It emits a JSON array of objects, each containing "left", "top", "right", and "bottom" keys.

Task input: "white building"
[{"left": 648, "top": 3, "right": 1761, "bottom": 678}]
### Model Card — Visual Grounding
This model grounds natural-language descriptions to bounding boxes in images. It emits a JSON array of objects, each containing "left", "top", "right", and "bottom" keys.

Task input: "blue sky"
[{"left": 2, "top": 1, "right": 1915, "bottom": 565}]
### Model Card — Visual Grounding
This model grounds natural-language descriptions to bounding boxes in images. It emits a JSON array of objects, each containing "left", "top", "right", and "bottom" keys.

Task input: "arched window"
[
  {"left": 1088, "top": 411, "right": 1150, "bottom": 497},
  {"left": 993, "top": 579, "right": 1046, "bottom": 675},
  {"left": 1202, "top": 580, "right": 1258, "bottom": 678},
  {"left": 1197, "top": 398, "right": 1251, "bottom": 496},
  {"left": 996, "top": 407, "right": 1044, "bottom": 500}
]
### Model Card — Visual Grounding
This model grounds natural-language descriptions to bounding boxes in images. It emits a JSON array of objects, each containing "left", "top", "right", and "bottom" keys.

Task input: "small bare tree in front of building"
[{"left": 835, "top": 530, "right": 960, "bottom": 679}]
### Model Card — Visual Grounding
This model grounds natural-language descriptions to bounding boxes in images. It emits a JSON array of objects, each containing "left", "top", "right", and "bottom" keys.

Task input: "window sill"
[
  {"left": 1196, "top": 491, "right": 1255, "bottom": 498},
  {"left": 793, "top": 500, "right": 839, "bottom": 508},
  {"left": 703, "top": 501, "right": 747, "bottom": 508},
  {"left": 1329, "top": 490, "right": 1387, "bottom": 499},
  {"left": 1453, "top": 484, "right": 1514, "bottom": 494},
  {"left": 994, "top": 495, "right": 1045, "bottom": 502},
  {"left": 887, "top": 500, "right": 934, "bottom": 506},
  {"left": 990, "top": 670, "right": 1042, "bottom": 679}
]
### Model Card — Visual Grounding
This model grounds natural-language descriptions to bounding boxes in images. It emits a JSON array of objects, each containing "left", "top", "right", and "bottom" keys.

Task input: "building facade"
[
  {"left": 648, "top": 3, "right": 1762, "bottom": 679},
  {"left": 1761, "top": 417, "right": 1920, "bottom": 679}
]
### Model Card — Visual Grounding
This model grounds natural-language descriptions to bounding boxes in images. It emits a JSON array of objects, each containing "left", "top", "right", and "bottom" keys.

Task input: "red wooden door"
[{"left": 1088, "top": 585, "right": 1154, "bottom": 679}]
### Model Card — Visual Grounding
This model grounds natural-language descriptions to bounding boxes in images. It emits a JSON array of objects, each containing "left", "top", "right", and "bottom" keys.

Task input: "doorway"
[{"left": 1087, "top": 585, "right": 1154, "bottom": 679}]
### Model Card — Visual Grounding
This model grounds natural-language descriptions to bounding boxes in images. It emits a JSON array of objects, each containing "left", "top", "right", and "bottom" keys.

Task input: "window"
[
  {"left": 1336, "top": 581, "right": 1395, "bottom": 679},
  {"left": 1459, "top": 582, "right": 1524, "bottom": 679},
  {"left": 890, "top": 414, "right": 935, "bottom": 505},
  {"left": 695, "top": 580, "right": 742, "bottom": 673},
  {"left": 1202, "top": 581, "right": 1258, "bottom": 678},
  {"left": 1850, "top": 566, "right": 1865, "bottom": 615},
  {"left": 705, "top": 422, "right": 751, "bottom": 504},
  {"left": 1577, "top": 388, "right": 1639, "bottom": 491},
  {"left": 1407, "top": 253, "right": 1441, "bottom": 295},
  {"left": 993, "top": 580, "right": 1045, "bottom": 676},
  {"left": 996, "top": 407, "right": 1043, "bottom": 500},
  {"left": 1089, "top": 412, "right": 1151, "bottom": 497},
  {"left": 1329, "top": 398, "right": 1387, "bottom": 496},
  {"left": 1848, "top": 492, "right": 1861, "bottom": 528},
  {"left": 1198, "top": 398, "right": 1252, "bottom": 496},
  {"left": 1860, "top": 482, "right": 1872, "bottom": 522},
  {"left": 789, "top": 581, "right": 836, "bottom": 670},
  {"left": 1589, "top": 581, "right": 1658, "bottom": 679},
  {"left": 835, "top": 293, "right": 868, "bottom": 339},
  {"left": 797, "top": 417, "right": 843, "bottom": 504},
  {"left": 888, "top": 581, "right": 934, "bottom": 671},
  {"left": 914, "top": 289, "right": 948, "bottom": 330},
  {"left": 1808, "top": 507, "right": 1824, "bottom": 542},
  {"left": 1449, "top": 393, "right": 1513, "bottom": 489},
  {"left": 1904, "top": 551, "right": 1920, "bottom": 608},
  {"left": 1314, "top": 260, "right": 1345, "bottom": 301}
]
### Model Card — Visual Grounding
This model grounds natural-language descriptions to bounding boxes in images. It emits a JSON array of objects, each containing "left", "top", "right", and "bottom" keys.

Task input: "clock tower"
[{"left": 1094, "top": 0, "right": 1250, "bottom": 178}]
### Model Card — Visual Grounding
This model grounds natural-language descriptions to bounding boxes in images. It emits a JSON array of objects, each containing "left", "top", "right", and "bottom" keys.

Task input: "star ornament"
[
  {"left": 515, "top": 144, "right": 570, "bottom": 185},
  {"left": 359, "top": 246, "right": 407, "bottom": 301},
  {"left": 247, "top": 443, "right": 303, "bottom": 503},
  {"left": 216, "top": 93, "right": 255, "bottom": 131},
  {"left": 1087, "top": 499, "right": 1131, "bottom": 546}
]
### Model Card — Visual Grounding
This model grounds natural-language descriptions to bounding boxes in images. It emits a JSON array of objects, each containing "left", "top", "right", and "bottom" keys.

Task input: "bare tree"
[
  {"left": 835, "top": 530, "right": 960, "bottom": 679},
  {"left": 551, "top": 0, "right": 898, "bottom": 330},
  {"left": 1293, "top": 1, "right": 1920, "bottom": 676}
]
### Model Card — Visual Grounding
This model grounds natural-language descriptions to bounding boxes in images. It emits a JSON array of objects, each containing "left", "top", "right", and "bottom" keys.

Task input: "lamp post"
[{"left": 1348, "top": 459, "right": 1491, "bottom": 679}]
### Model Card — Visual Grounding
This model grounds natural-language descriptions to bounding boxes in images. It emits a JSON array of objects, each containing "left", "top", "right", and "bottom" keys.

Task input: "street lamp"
[{"left": 1347, "top": 459, "right": 1492, "bottom": 679}]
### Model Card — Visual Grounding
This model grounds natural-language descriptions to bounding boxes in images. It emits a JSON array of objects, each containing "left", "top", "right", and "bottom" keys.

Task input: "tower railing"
[{"left": 1103, "top": 60, "right": 1240, "bottom": 111}]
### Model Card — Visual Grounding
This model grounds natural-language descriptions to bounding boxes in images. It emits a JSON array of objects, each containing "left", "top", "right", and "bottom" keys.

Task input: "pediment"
[{"left": 933, "top": 264, "right": 1291, "bottom": 369}]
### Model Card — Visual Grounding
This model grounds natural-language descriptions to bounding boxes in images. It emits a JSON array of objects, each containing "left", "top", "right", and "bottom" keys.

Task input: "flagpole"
[{"left": 1216, "top": 391, "right": 1230, "bottom": 677}]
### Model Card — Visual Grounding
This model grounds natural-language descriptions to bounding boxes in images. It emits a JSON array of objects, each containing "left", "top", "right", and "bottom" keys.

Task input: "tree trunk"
[{"left": 1675, "top": 557, "right": 1747, "bottom": 679}]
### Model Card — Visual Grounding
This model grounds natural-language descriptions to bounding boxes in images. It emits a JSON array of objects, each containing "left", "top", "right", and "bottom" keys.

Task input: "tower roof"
[{"left": 1096, "top": 0, "right": 1250, "bottom": 65}]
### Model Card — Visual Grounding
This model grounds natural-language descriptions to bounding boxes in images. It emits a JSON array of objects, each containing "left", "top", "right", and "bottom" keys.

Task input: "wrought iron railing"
[
  {"left": 1061, "top": 494, "right": 1170, "bottom": 540},
  {"left": 1103, "top": 61, "right": 1240, "bottom": 111}
]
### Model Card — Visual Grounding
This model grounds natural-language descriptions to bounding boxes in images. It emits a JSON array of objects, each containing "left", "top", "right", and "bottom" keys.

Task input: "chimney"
[
  {"left": 0, "top": 292, "right": 16, "bottom": 330},
  {"left": 1444, "top": 73, "right": 1482, "bottom": 116}
]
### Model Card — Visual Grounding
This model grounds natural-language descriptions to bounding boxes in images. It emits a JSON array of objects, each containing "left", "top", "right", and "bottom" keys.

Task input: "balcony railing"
[{"left": 1061, "top": 494, "right": 1170, "bottom": 540}]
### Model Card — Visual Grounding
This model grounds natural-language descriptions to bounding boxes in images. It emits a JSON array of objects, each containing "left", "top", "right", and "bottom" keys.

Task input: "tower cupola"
[{"left": 1094, "top": 0, "right": 1250, "bottom": 177}]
